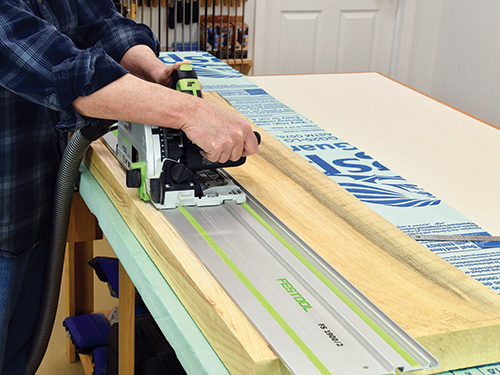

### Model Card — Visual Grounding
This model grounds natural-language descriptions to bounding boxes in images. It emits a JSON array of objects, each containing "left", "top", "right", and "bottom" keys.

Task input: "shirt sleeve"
[
  {"left": 0, "top": 0, "right": 158, "bottom": 131},
  {"left": 75, "top": 0, "right": 159, "bottom": 62}
]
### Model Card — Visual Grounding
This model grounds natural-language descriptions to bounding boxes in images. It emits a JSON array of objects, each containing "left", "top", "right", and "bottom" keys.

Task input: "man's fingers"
[
  {"left": 214, "top": 136, "right": 235, "bottom": 163},
  {"left": 229, "top": 141, "right": 245, "bottom": 162},
  {"left": 218, "top": 148, "right": 232, "bottom": 164},
  {"left": 241, "top": 132, "right": 259, "bottom": 157},
  {"left": 201, "top": 136, "right": 243, "bottom": 163},
  {"left": 200, "top": 150, "right": 216, "bottom": 163},
  {"left": 180, "top": 100, "right": 259, "bottom": 164},
  {"left": 173, "top": 61, "right": 189, "bottom": 70},
  {"left": 160, "top": 61, "right": 191, "bottom": 87}
]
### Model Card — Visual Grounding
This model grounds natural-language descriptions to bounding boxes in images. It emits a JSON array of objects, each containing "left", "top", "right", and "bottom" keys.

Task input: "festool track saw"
[
  {"left": 112, "top": 64, "right": 438, "bottom": 375},
  {"left": 116, "top": 64, "right": 259, "bottom": 209}
]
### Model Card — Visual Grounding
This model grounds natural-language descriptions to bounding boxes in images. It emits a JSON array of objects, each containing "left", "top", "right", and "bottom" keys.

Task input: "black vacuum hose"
[{"left": 25, "top": 120, "right": 112, "bottom": 375}]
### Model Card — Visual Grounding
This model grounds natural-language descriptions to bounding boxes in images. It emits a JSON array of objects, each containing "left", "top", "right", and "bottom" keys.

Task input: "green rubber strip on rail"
[
  {"left": 240, "top": 203, "right": 421, "bottom": 368},
  {"left": 178, "top": 206, "right": 333, "bottom": 375}
]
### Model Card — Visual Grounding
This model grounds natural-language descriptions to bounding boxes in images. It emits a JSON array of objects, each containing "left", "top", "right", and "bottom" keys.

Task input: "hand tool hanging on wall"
[
  {"left": 185, "top": 0, "right": 191, "bottom": 25},
  {"left": 211, "top": 0, "right": 216, "bottom": 55},
  {"left": 113, "top": 0, "right": 121, "bottom": 13},
  {"left": 177, "top": 0, "right": 183, "bottom": 24},
  {"left": 157, "top": 0, "right": 161, "bottom": 47},
  {"left": 192, "top": 0, "right": 199, "bottom": 22},
  {"left": 120, "top": 0, "right": 127, "bottom": 17},
  {"left": 168, "top": 0, "right": 175, "bottom": 29},
  {"left": 146, "top": 0, "right": 152, "bottom": 34},
  {"left": 131, "top": 0, "right": 137, "bottom": 19}
]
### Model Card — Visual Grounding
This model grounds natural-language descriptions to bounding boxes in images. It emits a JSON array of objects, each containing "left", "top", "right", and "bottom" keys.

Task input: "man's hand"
[
  {"left": 155, "top": 61, "right": 188, "bottom": 88},
  {"left": 118, "top": 45, "right": 182, "bottom": 85},
  {"left": 120, "top": 46, "right": 191, "bottom": 89},
  {"left": 180, "top": 98, "right": 259, "bottom": 163}
]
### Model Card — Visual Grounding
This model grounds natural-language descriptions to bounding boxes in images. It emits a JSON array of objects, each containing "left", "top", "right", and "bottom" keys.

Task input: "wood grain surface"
[
  {"left": 83, "top": 92, "right": 500, "bottom": 375},
  {"left": 84, "top": 139, "right": 280, "bottom": 375}
]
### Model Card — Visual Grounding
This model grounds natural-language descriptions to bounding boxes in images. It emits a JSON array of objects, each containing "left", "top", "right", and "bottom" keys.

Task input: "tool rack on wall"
[{"left": 116, "top": 0, "right": 252, "bottom": 74}]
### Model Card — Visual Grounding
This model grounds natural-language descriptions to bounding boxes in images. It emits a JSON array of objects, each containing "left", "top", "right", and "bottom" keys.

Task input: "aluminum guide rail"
[{"left": 162, "top": 173, "right": 438, "bottom": 375}]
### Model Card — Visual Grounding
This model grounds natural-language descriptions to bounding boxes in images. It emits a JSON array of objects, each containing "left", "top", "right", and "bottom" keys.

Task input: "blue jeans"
[{"left": 0, "top": 242, "right": 48, "bottom": 375}]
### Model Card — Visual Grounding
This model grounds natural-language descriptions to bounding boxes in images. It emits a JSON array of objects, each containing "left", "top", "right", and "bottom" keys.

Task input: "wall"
[
  {"left": 244, "top": 0, "right": 256, "bottom": 61},
  {"left": 408, "top": 0, "right": 500, "bottom": 127},
  {"left": 406, "top": 1, "right": 442, "bottom": 94}
]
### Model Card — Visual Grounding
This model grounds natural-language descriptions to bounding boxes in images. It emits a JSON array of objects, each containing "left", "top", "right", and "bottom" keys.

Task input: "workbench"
[{"left": 67, "top": 53, "right": 500, "bottom": 375}]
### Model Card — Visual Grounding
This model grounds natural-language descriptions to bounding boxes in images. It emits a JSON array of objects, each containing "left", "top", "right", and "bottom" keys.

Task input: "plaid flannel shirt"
[{"left": 0, "top": 0, "right": 159, "bottom": 256}]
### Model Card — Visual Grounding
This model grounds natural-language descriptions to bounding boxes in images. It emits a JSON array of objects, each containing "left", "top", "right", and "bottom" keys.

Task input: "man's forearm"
[
  {"left": 119, "top": 45, "right": 166, "bottom": 83},
  {"left": 72, "top": 73, "right": 192, "bottom": 129},
  {"left": 74, "top": 44, "right": 190, "bottom": 126},
  {"left": 71, "top": 73, "right": 259, "bottom": 163}
]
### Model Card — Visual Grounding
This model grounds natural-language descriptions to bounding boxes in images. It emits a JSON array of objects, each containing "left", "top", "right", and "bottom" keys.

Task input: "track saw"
[
  {"left": 111, "top": 64, "right": 438, "bottom": 375},
  {"left": 116, "top": 63, "right": 259, "bottom": 209}
]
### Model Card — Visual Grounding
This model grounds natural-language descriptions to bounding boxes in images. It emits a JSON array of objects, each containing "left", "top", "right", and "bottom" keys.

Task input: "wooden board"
[
  {"left": 79, "top": 353, "right": 94, "bottom": 374},
  {"left": 119, "top": 262, "right": 136, "bottom": 375},
  {"left": 67, "top": 192, "right": 103, "bottom": 243},
  {"left": 84, "top": 92, "right": 500, "bottom": 375},
  {"left": 84, "top": 138, "right": 280, "bottom": 374}
]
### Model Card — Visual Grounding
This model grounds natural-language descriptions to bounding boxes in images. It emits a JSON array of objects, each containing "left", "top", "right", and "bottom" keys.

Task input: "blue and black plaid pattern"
[{"left": 0, "top": 0, "right": 159, "bottom": 256}]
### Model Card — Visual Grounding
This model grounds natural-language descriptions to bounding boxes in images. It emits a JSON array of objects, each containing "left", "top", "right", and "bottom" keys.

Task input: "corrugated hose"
[{"left": 25, "top": 119, "right": 112, "bottom": 375}]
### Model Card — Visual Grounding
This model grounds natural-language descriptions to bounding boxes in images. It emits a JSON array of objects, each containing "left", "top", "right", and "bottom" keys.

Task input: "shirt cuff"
[
  {"left": 105, "top": 22, "right": 160, "bottom": 62},
  {"left": 53, "top": 46, "right": 128, "bottom": 132}
]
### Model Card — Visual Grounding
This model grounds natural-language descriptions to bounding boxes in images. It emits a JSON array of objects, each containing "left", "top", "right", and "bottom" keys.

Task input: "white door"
[{"left": 253, "top": 0, "right": 405, "bottom": 75}]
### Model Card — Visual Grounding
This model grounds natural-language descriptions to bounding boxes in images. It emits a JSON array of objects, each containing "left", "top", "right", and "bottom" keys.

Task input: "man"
[{"left": 0, "top": 1, "right": 258, "bottom": 374}]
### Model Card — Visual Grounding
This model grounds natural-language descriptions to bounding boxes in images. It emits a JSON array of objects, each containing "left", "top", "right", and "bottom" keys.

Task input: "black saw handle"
[
  {"left": 183, "top": 130, "right": 260, "bottom": 171},
  {"left": 170, "top": 63, "right": 261, "bottom": 171}
]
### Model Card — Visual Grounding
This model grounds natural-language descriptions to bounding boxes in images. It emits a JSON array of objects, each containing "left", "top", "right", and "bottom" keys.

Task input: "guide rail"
[{"left": 162, "top": 171, "right": 438, "bottom": 375}]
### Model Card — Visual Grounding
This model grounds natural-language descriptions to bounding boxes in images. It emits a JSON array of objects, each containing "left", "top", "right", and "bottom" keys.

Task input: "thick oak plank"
[{"left": 83, "top": 141, "right": 280, "bottom": 375}]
